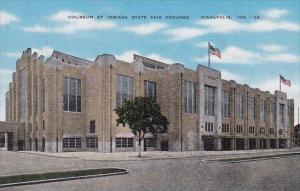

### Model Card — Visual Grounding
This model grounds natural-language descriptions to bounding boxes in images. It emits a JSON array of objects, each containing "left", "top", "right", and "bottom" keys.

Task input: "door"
[
  {"left": 7, "top": 132, "right": 13, "bottom": 151},
  {"left": 161, "top": 140, "right": 168, "bottom": 151}
]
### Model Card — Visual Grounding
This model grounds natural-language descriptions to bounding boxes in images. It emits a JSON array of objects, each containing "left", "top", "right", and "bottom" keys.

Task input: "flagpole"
[
  {"left": 279, "top": 74, "right": 281, "bottom": 91},
  {"left": 208, "top": 42, "right": 211, "bottom": 68}
]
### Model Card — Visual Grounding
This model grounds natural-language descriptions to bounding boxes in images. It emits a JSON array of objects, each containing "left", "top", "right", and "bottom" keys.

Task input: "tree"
[{"left": 115, "top": 96, "right": 169, "bottom": 157}]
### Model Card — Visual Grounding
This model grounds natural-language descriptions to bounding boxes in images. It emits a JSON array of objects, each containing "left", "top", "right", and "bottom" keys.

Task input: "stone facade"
[{"left": 3, "top": 48, "right": 295, "bottom": 152}]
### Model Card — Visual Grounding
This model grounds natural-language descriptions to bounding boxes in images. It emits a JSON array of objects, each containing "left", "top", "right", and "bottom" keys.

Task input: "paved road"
[{"left": 0, "top": 152, "right": 299, "bottom": 191}]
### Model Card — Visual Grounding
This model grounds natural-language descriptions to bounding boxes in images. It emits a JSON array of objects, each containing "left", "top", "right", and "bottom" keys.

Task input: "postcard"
[{"left": 0, "top": 0, "right": 299, "bottom": 190}]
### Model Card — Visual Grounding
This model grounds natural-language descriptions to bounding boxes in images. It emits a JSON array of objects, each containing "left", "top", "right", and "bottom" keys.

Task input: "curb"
[
  {"left": 0, "top": 168, "right": 129, "bottom": 188},
  {"left": 19, "top": 149, "right": 300, "bottom": 162},
  {"left": 204, "top": 152, "right": 300, "bottom": 163}
]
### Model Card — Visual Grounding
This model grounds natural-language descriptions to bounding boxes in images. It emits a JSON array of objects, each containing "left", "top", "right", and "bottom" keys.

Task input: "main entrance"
[{"left": 202, "top": 136, "right": 214, "bottom": 151}]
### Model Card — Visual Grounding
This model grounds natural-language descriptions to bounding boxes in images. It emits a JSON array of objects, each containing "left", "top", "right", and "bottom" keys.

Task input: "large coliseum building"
[{"left": 0, "top": 48, "right": 294, "bottom": 152}]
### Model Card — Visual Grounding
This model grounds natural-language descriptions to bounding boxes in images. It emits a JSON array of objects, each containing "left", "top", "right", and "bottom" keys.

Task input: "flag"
[
  {"left": 280, "top": 75, "right": 291, "bottom": 87},
  {"left": 209, "top": 43, "right": 221, "bottom": 59}
]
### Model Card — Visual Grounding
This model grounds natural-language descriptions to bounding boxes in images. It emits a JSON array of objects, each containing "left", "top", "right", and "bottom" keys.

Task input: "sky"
[{"left": 0, "top": 0, "right": 300, "bottom": 123}]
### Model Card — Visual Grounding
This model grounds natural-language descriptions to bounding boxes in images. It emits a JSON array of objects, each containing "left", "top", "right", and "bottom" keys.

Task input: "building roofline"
[{"left": 51, "top": 50, "right": 94, "bottom": 63}]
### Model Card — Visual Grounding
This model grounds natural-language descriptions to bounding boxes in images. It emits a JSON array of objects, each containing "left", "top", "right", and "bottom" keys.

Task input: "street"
[{"left": 0, "top": 151, "right": 299, "bottom": 191}]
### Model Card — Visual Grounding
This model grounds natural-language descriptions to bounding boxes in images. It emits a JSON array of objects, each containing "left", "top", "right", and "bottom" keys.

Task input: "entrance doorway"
[
  {"left": 236, "top": 138, "right": 245, "bottom": 150},
  {"left": 202, "top": 136, "right": 214, "bottom": 151},
  {"left": 161, "top": 140, "right": 168, "bottom": 151},
  {"left": 221, "top": 138, "right": 231, "bottom": 150},
  {"left": 249, "top": 139, "right": 256, "bottom": 149}
]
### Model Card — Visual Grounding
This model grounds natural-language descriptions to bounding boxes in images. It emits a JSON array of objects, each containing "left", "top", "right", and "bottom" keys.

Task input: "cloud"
[
  {"left": 115, "top": 50, "right": 178, "bottom": 64},
  {"left": 195, "top": 42, "right": 211, "bottom": 48},
  {"left": 194, "top": 46, "right": 300, "bottom": 65},
  {"left": 23, "top": 10, "right": 117, "bottom": 34},
  {"left": 32, "top": 46, "right": 54, "bottom": 57},
  {"left": 262, "top": 8, "right": 288, "bottom": 19},
  {"left": 164, "top": 27, "right": 206, "bottom": 42},
  {"left": 147, "top": 53, "right": 177, "bottom": 64},
  {"left": 115, "top": 50, "right": 140, "bottom": 62},
  {"left": 165, "top": 12, "right": 300, "bottom": 42},
  {"left": 220, "top": 70, "right": 245, "bottom": 82},
  {"left": 23, "top": 25, "right": 50, "bottom": 33},
  {"left": 3, "top": 52, "right": 20, "bottom": 58},
  {"left": 260, "top": 44, "right": 285, "bottom": 53},
  {"left": 197, "top": 18, "right": 300, "bottom": 33},
  {"left": 123, "top": 22, "right": 168, "bottom": 35},
  {"left": 0, "top": 11, "right": 18, "bottom": 26},
  {"left": 3, "top": 46, "right": 54, "bottom": 58}
]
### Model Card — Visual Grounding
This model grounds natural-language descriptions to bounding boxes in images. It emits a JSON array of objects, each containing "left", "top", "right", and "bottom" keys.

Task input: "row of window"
[
  {"left": 60, "top": 75, "right": 284, "bottom": 126},
  {"left": 63, "top": 137, "right": 98, "bottom": 148},
  {"left": 62, "top": 137, "right": 158, "bottom": 149},
  {"left": 259, "top": 127, "right": 265, "bottom": 134},
  {"left": 219, "top": 125, "right": 279, "bottom": 135},
  {"left": 222, "top": 124, "right": 230, "bottom": 133},
  {"left": 236, "top": 125, "right": 243, "bottom": 133},
  {"left": 249, "top": 126, "right": 255, "bottom": 134},
  {"left": 205, "top": 122, "right": 214, "bottom": 132}
]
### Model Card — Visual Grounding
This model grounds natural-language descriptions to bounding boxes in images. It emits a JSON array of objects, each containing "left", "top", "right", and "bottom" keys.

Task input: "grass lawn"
[{"left": 0, "top": 168, "right": 127, "bottom": 186}]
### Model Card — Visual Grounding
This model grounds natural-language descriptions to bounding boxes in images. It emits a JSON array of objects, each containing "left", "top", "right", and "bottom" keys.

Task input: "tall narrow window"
[
  {"left": 236, "top": 94, "right": 244, "bottom": 119},
  {"left": 116, "top": 74, "right": 133, "bottom": 108},
  {"left": 63, "top": 77, "right": 81, "bottom": 112},
  {"left": 264, "top": 100, "right": 268, "bottom": 121},
  {"left": 249, "top": 97, "right": 256, "bottom": 121},
  {"left": 272, "top": 102, "right": 276, "bottom": 123},
  {"left": 144, "top": 80, "right": 157, "bottom": 99},
  {"left": 260, "top": 100, "right": 265, "bottom": 121},
  {"left": 184, "top": 81, "right": 196, "bottom": 113},
  {"left": 222, "top": 90, "right": 231, "bottom": 118},
  {"left": 20, "top": 69, "right": 27, "bottom": 121},
  {"left": 42, "top": 79, "right": 45, "bottom": 112},
  {"left": 90, "top": 120, "right": 95, "bottom": 133},
  {"left": 279, "top": 104, "right": 285, "bottom": 125},
  {"left": 205, "top": 85, "right": 215, "bottom": 116}
]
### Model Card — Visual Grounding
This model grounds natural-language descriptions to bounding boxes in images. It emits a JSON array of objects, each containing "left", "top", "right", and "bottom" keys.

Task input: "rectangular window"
[
  {"left": 90, "top": 120, "right": 95, "bottom": 133},
  {"left": 248, "top": 126, "right": 255, "bottom": 134},
  {"left": 63, "top": 138, "right": 81, "bottom": 148},
  {"left": 279, "top": 129, "right": 283, "bottom": 135},
  {"left": 144, "top": 138, "right": 157, "bottom": 147},
  {"left": 222, "top": 90, "right": 231, "bottom": 118},
  {"left": 236, "top": 125, "right": 243, "bottom": 133},
  {"left": 260, "top": 100, "right": 265, "bottom": 121},
  {"left": 205, "top": 122, "right": 214, "bottom": 132},
  {"left": 20, "top": 69, "right": 27, "bottom": 121},
  {"left": 270, "top": 128, "right": 275, "bottom": 135},
  {"left": 86, "top": 137, "right": 98, "bottom": 148},
  {"left": 115, "top": 137, "right": 133, "bottom": 148},
  {"left": 260, "top": 100, "right": 268, "bottom": 122},
  {"left": 249, "top": 97, "right": 256, "bottom": 121},
  {"left": 264, "top": 100, "right": 268, "bottom": 121},
  {"left": 116, "top": 74, "right": 133, "bottom": 108},
  {"left": 205, "top": 85, "right": 215, "bottom": 116},
  {"left": 184, "top": 81, "right": 197, "bottom": 113},
  {"left": 63, "top": 77, "right": 81, "bottom": 112},
  {"left": 222, "top": 124, "right": 230, "bottom": 133},
  {"left": 272, "top": 102, "right": 276, "bottom": 123},
  {"left": 42, "top": 120, "right": 45, "bottom": 131},
  {"left": 42, "top": 79, "right": 45, "bottom": 112},
  {"left": 279, "top": 104, "right": 285, "bottom": 125},
  {"left": 236, "top": 94, "right": 244, "bottom": 119},
  {"left": 144, "top": 80, "right": 157, "bottom": 99}
]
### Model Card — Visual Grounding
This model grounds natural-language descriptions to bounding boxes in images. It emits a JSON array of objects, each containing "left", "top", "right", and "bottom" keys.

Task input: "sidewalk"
[{"left": 21, "top": 147, "right": 300, "bottom": 162}]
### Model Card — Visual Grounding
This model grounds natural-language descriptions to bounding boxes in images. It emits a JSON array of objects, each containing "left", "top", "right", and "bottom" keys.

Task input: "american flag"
[
  {"left": 209, "top": 43, "right": 221, "bottom": 59},
  {"left": 280, "top": 75, "right": 291, "bottom": 87}
]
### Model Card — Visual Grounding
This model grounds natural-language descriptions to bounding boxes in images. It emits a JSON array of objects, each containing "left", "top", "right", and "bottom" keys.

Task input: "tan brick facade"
[{"left": 2, "top": 48, "right": 294, "bottom": 152}]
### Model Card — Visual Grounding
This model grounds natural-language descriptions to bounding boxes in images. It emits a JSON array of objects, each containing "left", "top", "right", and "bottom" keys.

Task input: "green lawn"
[{"left": 0, "top": 168, "right": 127, "bottom": 186}]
